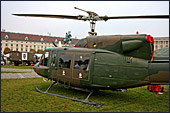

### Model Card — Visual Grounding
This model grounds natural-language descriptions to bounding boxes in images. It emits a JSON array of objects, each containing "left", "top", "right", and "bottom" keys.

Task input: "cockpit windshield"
[{"left": 40, "top": 50, "right": 50, "bottom": 66}]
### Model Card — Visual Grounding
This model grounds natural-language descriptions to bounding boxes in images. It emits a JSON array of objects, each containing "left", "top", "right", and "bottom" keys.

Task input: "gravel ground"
[
  {"left": 1, "top": 68, "right": 41, "bottom": 79},
  {"left": 1, "top": 68, "right": 32, "bottom": 72}
]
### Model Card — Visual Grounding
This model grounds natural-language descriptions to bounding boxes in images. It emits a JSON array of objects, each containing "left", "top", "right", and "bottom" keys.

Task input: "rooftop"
[{"left": 1, "top": 31, "right": 79, "bottom": 44}]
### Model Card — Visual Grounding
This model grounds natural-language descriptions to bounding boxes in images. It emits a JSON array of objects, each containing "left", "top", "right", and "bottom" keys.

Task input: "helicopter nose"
[{"left": 33, "top": 62, "right": 39, "bottom": 70}]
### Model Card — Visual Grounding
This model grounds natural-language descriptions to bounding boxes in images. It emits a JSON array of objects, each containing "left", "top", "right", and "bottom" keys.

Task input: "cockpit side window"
[
  {"left": 40, "top": 51, "right": 50, "bottom": 66},
  {"left": 74, "top": 55, "right": 90, "bottom": 71},
  {"left": 58, "top": 55, "right": 71, "bottom": 68},
  {"left": 75, "top": 38, "right": 88, "bottom": 47},
  {"left": 52, "top": 54, "right": 56, "bottom": 64}
]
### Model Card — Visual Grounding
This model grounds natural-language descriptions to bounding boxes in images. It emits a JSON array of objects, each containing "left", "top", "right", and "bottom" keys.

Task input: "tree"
[
  {"left": 3, "top": 47, "right": 11, "bottom": 54},
  {"left": 30, "top": 49, "right": 36, "bottom": 54}
]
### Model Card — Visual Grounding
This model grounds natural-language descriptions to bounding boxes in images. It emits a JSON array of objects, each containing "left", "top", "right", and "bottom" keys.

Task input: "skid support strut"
[
  {"left": 84, "top": 90, "right": 93, "bottom": 102},
  {"left": 35, "top": 82, "right": 103, "bottom": 108},
  {"left": 44, "top": 81, "right": 57, "bottom": 93}
]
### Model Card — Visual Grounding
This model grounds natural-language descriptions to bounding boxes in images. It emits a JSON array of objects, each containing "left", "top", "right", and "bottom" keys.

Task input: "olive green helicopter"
[{"left": 13, "top": 7, "right": 169, "bottom": 108}]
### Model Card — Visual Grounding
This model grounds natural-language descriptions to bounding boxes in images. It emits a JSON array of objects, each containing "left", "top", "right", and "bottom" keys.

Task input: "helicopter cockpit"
[{"left": 39, "top": 50, "right": 50, "bottom": 67}]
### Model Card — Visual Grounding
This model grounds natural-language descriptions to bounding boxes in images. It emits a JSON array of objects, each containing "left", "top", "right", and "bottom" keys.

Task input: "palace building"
[
  {"left": 1, "top": 32, "right": 79, "bottom": 55},
  {"left": 154, "top": 37, "right": 169, "bottom": 50},
  {"left": 1, "top": 31, "right": 169, "bottom": 55}
]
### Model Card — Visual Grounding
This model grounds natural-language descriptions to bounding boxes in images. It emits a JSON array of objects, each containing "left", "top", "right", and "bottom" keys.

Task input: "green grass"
[
  {"left": 1, "top": 78, "right": 169, "bottom": 112},
  {"left": 1, "top": 65, "right": 33, "bottom": 69}
]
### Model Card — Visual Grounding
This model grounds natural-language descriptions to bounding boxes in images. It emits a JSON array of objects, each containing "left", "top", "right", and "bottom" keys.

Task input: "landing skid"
[
  {"left": 113, "top": 89, "right": 127, "bottom": 92},
  {"left": 35, "top": 82, "right": 103, "bottom": 108}
]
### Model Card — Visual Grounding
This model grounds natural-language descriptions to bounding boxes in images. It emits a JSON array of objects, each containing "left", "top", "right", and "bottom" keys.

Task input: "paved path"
[
  {"left": 1, "top": 68, "right": 42, "bottom": 79},
  {"left": 1, "top": 68, "right": 32, "bottom": 72}
]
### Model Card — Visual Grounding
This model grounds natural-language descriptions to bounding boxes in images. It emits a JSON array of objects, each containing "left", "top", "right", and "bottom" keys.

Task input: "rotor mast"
[{"left": 74, "top": 7, "right": 98, "bottom": 36}]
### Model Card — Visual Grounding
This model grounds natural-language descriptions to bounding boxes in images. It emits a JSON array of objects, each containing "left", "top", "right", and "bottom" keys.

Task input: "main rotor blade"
[
  {"left": 13, "top": 14, "right": 169, "bottom": 22},
  {"left": 101, "top": 15, "right": 169, "bottom": 21},
  {"left": 13, "top": 14, "right": 80, "bottom": 20}
]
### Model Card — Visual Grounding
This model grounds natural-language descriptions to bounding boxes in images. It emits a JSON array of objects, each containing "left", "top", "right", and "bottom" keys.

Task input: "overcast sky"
[{"left": 1, "top": 1, "right": 169, "bottom": 39}]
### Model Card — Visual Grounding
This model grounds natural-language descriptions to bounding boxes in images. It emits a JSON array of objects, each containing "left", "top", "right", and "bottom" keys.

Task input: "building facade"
[
  {"left": 1, "top": 32, "right": 79, "bottom": 55},
  {"left": 154, "top": 37, "right": 169, "bottom": 50},
  {"left": 1, "top": 32, "right": 169, "bottom": 55}
]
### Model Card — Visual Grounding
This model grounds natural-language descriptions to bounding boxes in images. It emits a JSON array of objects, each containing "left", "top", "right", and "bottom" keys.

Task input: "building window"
[
  {"left": 155, "top": 45, "right": 158, "bottom": 49},
  {"left": 21, "top": 44, "right": 23, "bottom": 47},
  {"left": 21, "top": 48, "right": 23, "bottom": 51},
  {"left": 16, "top": 44, "right": 18, "bottom": 47},
  {"left": 155, "top": 41, "right": 158, "bottom": 44},
  {"left": 166, "top": 41, "right": 168, "bottom": 44},
  {"left": 5, "top": 35, "right": 9, "bottom": 39},
  {"left": 11, "top": 44, "right": 13, "bottom": 46},
  {"left": 6, "top": 44, "right": 8, "bottom": 47},
  {"left": 25, "top": 36, "right": 29, "bottom": 41},
  {"left": 16, "top": 48, "right": 18, "bottom": 51},
  {"left": 40, "top": 38, "right": 44, "bottom": 41},
  {"left": 166, "top": 45, "right": 168, "bottom": 47},
  {"left": 55, "top": 39, "right": 58, "bottom": 43}
]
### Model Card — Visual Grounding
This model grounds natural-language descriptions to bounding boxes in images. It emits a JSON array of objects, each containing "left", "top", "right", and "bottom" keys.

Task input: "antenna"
[{"left": 50, "top": 39, "right": 57, "bottom": 47}]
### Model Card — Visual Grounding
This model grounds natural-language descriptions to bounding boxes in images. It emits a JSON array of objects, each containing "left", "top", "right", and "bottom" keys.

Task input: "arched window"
[
  {"left": 40, "top": 38, "right": 44, "bottom": 41},
  {"left": 5, "top": 35, "right": 8, "bottom": 39},
  {"left": 25, "top": 36, "right": 29, "bottom": 41},
  {"left": 55, "top": 39, "right": 58, "bottom": 43}
]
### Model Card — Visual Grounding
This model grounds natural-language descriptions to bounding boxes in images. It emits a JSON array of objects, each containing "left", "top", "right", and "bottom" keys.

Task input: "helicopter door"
[
  {"left": 49, "top": 52, "right": 57, "bottom": 75},
  {"left": 56, "top": 53, "right": 72, "bottom": 83},
  {"left": 93, "top": 52, "right": 121, "bottom": 86},
  {"left": 72, "top": 53, "right": 90, "bottom": 86}
]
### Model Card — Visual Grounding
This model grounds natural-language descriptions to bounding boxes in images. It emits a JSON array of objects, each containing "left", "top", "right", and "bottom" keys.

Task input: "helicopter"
[{"left": 13, "top": 7, "right": 169, "bottom": 108}]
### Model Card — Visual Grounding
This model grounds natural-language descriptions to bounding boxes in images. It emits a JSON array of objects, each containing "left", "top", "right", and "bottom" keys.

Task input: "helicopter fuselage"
[
  {"left": 75, "top": 34, "right": 154, "bottom": 60},
  {"left": 34, "top": 45, "right": 169, "bottom": 90}
]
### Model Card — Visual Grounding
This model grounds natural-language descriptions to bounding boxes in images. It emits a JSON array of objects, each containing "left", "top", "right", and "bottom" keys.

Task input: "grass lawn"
[
  {"left": 1, "top": 65, "right": 33, "bottom": 69},
  {"left": 1, "top": 78, "right": 169, "bottom": 112}
]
